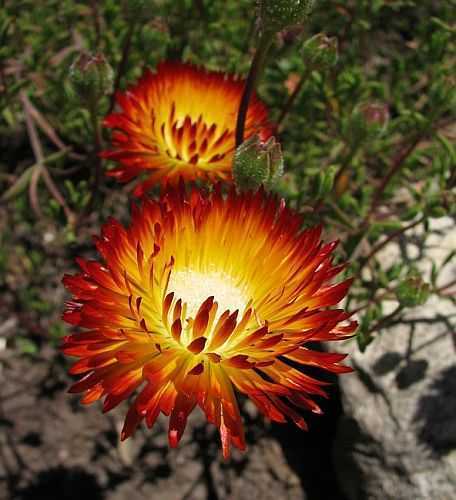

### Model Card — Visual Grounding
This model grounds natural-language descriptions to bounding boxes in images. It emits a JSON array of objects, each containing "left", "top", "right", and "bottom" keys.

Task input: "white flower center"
[{"left": 168, "top": 269, "right": 248, "bottom": 319}]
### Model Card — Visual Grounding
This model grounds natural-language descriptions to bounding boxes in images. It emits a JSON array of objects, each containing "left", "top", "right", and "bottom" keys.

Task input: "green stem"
[
  {"left": 87, "top": 101, "right": 103, "bottom": 210},
  {"left": 235, "top": 32, "right": 273, "bottom": 148}
]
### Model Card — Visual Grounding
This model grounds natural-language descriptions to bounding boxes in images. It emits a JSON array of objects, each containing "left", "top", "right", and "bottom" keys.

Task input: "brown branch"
[
  {"left": 367, "top": 304, "right": 403, "bottom": 335},
  {"left": 27, "top": 100, "right": 84, "bottom": 160},
  {"left": 366, "top": 135, "right": 421, "bottom": 221},
  {"left": 20, "top": 92, "right": 76, "bottom": 225},
  {"left": 354, "top": 216, "right": 425, "bottom": 281},
  {"left": 350, "top": 289, "right": 395, "bottom": 315},
  {"left": 436, "top": 278, "right": 456, "bottom": 296}
]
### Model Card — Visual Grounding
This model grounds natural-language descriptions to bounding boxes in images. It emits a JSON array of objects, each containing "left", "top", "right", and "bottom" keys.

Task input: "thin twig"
[
  {"left": 27, "top": 100, "right": 84, "bottom": 160},
  {"left": 351, "top": 290, "right": 394, "bottom": 315},
  {"left": 90, "top": 0, "right": 102, "bottom": 50},
  {"left": 21, "top": 92, "right": 46, "bottom": 218},
  {"left": 366, "top": 135, "right": 421, "bottom": 221},
  {"left": 436, "top": 278, "right": 456, "bottom": 296},
  {"left": 354, "top": 216, "right": 425, "bottom": 281},
  {"left": 367, "top": 304, "right": 403, "bottom": 335},
  {"left": 20, "top": 92, "right": 76, "bottom": 224},
  {"left": 21, "top": 93, "right": 45, "bottom": 161},
  {"left": 277, "top": 69, "right": 310, "bottom": 131}
]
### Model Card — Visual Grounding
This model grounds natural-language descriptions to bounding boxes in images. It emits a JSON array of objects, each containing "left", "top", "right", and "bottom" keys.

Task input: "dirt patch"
[{"left": 1, "top": 345, "right": 347, "bottom": 500}]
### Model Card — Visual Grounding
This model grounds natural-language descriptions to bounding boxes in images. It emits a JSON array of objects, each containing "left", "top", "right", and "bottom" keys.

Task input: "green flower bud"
[
  {"left": 69, "top": 52, "right": 114, "bottom": 106},
  {"left": 259, "top": 0, "right": 314, "bottom": 33},
  {"left": 233, "top": 135, "right": 284, "bottom": 191},
  {"left": 346, "top": 101, "right": 390, "bottom": 145},
  {"left": 301, "top": 33, "right": 339, "bottom": 70},
  {"left": 396, "top": 273, "right": 430, "bottom": 307}
]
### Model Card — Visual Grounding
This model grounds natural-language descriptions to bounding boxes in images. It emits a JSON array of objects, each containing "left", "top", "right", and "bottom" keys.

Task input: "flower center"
[
  {"left": 158, "top": 105, "right": 233, "bottom": 166},
  {"left": 167, "top": 269, "right": 247, "bottom": 319}
]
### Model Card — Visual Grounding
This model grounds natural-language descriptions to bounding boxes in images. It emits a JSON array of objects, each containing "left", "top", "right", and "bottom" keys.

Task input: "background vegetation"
[
  {"left": 1, "top": 0, "right": 454, "bottom": 353},
  {"left": 0, "top": 1, "right": 455, "bottom": 498}
]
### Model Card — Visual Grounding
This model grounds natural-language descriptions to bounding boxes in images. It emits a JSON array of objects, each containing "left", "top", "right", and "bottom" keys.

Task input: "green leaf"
[{"left": 16, "top": 337, "right": 39, "bottom": 355}]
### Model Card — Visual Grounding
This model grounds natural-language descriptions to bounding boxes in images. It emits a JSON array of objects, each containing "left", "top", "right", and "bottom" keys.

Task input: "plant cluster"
[{"left": 1, "top": 0, "right": 455, "bottom": 452}]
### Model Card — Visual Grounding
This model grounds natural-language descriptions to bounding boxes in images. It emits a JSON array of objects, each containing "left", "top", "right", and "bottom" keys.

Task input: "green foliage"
[
  {"left": 1, "top": 0, "right": 455, "bottom": 352},
  {"left": 396, "top": 271, "right": 431, "bottom": 308}
]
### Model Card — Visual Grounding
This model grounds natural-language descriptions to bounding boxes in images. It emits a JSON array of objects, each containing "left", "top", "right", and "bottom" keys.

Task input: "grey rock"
[{"left": 334, "top": 217, "right": 456, "bottom": 500}]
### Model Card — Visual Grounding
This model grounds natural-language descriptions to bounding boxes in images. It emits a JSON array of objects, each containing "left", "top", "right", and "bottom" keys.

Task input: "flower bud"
[
  {"left": 69, "top": 52, "right": 114, "bottom": 106},
  {"left": 259, "top": 0, "right": 314, "bottom": 33},
  {"left": 233, "top": 135, "right": 284, "bottom": 191},
  {"left": 396, "top": 273, "right": 430, "bottom": 307},
  {"left": 346, "top": 101, "right": 390, "bottom": 145},
  {"left": 301, "top": 33, "right": 339, "bottom": 70},
  {"left": 359, "top": 102, "right": 390, "bottom": 132}
]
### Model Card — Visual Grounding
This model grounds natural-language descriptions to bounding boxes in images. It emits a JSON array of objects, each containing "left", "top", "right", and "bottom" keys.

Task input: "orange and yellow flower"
[
  {"left": 62, "top": 185, "right": 356, "bottom": 458},
  {"left": 102, "top": 62, "right": 272, "bottom": 196}
]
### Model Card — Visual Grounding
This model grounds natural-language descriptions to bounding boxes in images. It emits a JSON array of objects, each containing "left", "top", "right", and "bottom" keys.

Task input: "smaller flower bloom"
[{"left": 102, "top": 62, "right": 272, "bottom": 196}]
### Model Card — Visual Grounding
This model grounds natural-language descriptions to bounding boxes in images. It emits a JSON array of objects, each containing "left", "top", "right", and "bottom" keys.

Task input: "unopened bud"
[
  {"left": 396, "top": 273, "right": 430, "bottom": 307},
  {"left": 233, "top": 135, "right": 284, "bottom": 191},
  {"left": 259, "top": 0, "right": 314, "bottom": 34},
  {"left": 69, "top": 52, "right": 114, "bottom": 106},
  {"left": 347, "top": 101, "right": 390, "bottom": 145},
  {"left": 302, "top": 33, "right": 339, "bottom": 70},
  {"left": 359, "top": 102, "right": 390, "bottom": 132}
]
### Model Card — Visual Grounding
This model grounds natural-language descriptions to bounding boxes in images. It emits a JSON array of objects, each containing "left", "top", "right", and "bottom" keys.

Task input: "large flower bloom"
[
  {"left": 62, "top": 186, "right": 356, "bottom": 458},
  {"left": 102, "top": 62, "right": 272, "bottom": 196}
]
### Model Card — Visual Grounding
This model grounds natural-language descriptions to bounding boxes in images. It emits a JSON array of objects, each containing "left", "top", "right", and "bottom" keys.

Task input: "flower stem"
[
  {"left": 87, "top": 101, "right": 103, "bottom": 210},
  {"left": 235, "top": 32, "right": 273, "bottom": 148}
]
